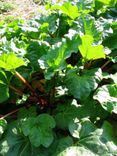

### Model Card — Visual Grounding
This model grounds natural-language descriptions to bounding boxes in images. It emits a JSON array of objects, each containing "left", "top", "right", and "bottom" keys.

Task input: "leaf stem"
[
  {"left": 101, "top": 60, "right": 110, "bottom": 70},
  {"left": 0, "top": 108, "right": 20, "bottom": 119},
  {"left": 15, "top": 71, "right": 37, "bottom": 96},
  {"left": 9, "top": 85, "right": 24, "bottom": 96}
]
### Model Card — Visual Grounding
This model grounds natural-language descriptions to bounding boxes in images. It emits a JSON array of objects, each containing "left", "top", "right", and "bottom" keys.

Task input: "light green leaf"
[
  {"left": 79, "top": 35, "right": 105, "bottom": 61},
  {"left": 52, "top": 2, "right": 80, "bottom": 20},
  {"left": 0, "top": 53, "right": 25, "bottom": 71},
  {"left": 93, "top": 84, "right": 117, "bottom": 114},
  {"left": 65, "top": 68, "right": 102, "bottom": 99}
]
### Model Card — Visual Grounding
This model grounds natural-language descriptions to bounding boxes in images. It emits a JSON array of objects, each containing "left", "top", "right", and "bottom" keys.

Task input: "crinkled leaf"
[
  {"left": 65, "top": 68, "right": 102, "bottom": 99},
  {"left": 0, "top": 53, "right": 25, "bottom": 70},
  {"left": 81, "top": 15, "right": 102, "bottom": 42},
  {"left": 54, "top": 104, "right": 79, "bottom": 129},
  {"left": 93, "top": 84, "right": 117, "bottom": 114},
  {"left": 0, "top": 121, "right": 32, "bottom": 156},
  {"left": 69, "top": 118, "right": 96, "bottom": 139},
  {"left": 79, "top": 121, "right": 117, "bottom": 155},
  {"left": 68, "top": 118, "right": 117, "bottom": 155},
  {"left": 65, "top": 29, "right": 81, "bottom": 56},
  {"left": 38, "top": 40, "right": 67, "bottom": 79},
  {"left": 79, "top": 35, "right": 105, "bottom": 61},
  {"left": 52, "top": 2, "right": 80, "bottom": 20},
  {"left": 21, "top": 114, "right": 56, "bottom": 147},
  {"left": 18, "top": 106, "right": 37, "bottom": 119},
  {"left": 26, "top": 40, "right": 49, "bottom": 70}
]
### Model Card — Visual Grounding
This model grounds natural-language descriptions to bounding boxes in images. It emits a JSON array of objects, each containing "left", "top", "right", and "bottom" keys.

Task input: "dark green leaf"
[
  {"left": 21, "top": 114, "right": 56, "bottom": 147},
  {"left": 65, "top": 68, "right": 102, "bottom": 99}
]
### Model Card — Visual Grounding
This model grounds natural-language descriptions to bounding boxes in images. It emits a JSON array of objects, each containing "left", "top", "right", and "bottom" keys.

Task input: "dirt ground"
[{"left": 0, "top": 0, "right": 45, "bottom": 20}]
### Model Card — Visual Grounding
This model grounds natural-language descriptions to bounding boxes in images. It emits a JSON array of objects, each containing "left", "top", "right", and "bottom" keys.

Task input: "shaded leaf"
[
  {"left": 21, "top": 114, "right": 56, "bottom": 147},
  {"left": 65, "top": 68, "right": 102, "bottom": 99}
]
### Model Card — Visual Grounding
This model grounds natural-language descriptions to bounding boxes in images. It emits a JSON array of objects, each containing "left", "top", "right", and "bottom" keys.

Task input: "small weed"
[{"left": 0, "top": 1, "right": 15, "bottom": 13}]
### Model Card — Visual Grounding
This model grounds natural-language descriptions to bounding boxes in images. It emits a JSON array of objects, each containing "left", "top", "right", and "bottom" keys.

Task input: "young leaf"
[
  {"left": 52, "top": 2, "right": 80, "bottom": 20},
  {"left": 79, "top": 35, "right": 105, "bottom": 61},
  {"left": 0, "top": 53, "right": 25, "bottom": 71}
]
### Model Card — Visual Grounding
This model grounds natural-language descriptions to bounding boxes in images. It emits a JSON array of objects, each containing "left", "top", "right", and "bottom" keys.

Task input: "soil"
[{"left": 0, "top": 0, "right": 45, "bottom": 20}]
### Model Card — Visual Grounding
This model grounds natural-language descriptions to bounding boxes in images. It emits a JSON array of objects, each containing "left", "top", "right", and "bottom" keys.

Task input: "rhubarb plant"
[{"left": 0, "top": 0, "right": 117, "bottom": 155}]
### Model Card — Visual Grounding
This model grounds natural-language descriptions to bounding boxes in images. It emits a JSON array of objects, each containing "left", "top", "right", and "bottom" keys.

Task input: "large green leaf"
[
  {"left": 79, "top": 121, "right": 117, "bottom": 155},
  {"left": 54, "top": 103, "right": 79, "bottom": 129},
  {"left": 38, "top": 34, "right": 81, "bottom": 79},
  {"left": 0, "top": 121, "right": 32, "bottom": 156},
  {"left": 20, "top": 114, "right": 56, "bottom": 147},
  {"left": 0, "top": 53, "right": 25, "bottom": 71},
  {"left": 93, "top": 84, "right": 117, "bottom": 114},
  {"left": 79, "top": 35, "right": 105, "bottom": 61},
  {"left": 65, "top": 68, "right": 102, "bottom": 99},
  {"left": 52, "top": 2, "right": 80, "bottom": 20},
  {"left": 68, "top": 118, "right": 117, "bottom": 155},
  {"left": 26, "top": 40, "right": 49, "bottom": 70},
  {"left": 69, "top": 118, "right": 96, "bottom": 139}
]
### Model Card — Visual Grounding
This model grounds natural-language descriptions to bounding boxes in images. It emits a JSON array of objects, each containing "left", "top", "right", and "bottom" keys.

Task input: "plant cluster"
[{"left": 0, "top": 0, "right": 117, "bottom": 155}]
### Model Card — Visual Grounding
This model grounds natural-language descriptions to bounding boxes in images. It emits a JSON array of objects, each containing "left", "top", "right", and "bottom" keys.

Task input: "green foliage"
[
  {"left": 79, "top": 35, "right": 105, "bottom": 61},
  {"left": 0, "top": 0, "right": 117, "bottom": 155},
  {"left": 65, "top": 68, "right": 102, "bottom": 99},
  {"left": 0, "top": 53, "right": 25, "bottom": 71}
]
